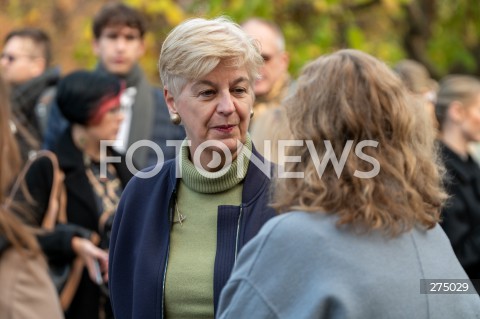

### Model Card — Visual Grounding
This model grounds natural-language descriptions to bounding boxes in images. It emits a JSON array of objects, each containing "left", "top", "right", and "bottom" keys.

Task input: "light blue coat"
[{"left": 218, "top": 212, "right": 480, "bottom": 319}]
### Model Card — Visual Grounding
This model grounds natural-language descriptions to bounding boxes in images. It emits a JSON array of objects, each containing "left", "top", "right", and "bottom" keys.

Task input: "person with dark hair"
[
  {"left": 1, "top": 27, "right": 60, "bottom": 161},
  {"left": 0, "top": 73, "right": 64, "bottom": 319},
  {"left": 435, "top": 75, "right": 480, "bottom": 293},
  {"left": 217, "top": 50, "right": 480, "bottom": 318},
  {"left": 44, "top": 2, "right": 185, "bottom": 168},
  {"left": 92, "top": 2, "right": 146, "bottom": 46},
  {"left": 27, "top": 70, "right": 133, "bottom": 319}
]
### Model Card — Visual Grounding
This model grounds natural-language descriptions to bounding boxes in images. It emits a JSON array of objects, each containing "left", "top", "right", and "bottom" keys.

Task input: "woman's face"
[
  {"left": 460, "top": 93, "right": 480, "bottom": 142},
  {"left": 165, "top": 61, "right": 254, "bottom": 161},
  {"left": 85, "top": 105, "right": 124, "bottom": 143}
]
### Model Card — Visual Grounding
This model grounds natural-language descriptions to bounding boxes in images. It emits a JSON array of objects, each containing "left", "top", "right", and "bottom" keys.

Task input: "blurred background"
[{"left": 0, "top": 0, "right": 478, "bottom": 85}]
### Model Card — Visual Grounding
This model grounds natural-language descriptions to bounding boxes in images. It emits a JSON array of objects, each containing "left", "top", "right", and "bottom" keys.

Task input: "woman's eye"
[
  {"left": 199, "top": 90, "right": 216, "bottom": 97},
  {"left": 232, "top": 87, "right": 247, "bottom": 95}
]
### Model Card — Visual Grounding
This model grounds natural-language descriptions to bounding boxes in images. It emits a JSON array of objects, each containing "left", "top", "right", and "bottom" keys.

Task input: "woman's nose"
[{"left": 217, "top": 93, "right": 235, "bottom": 114}]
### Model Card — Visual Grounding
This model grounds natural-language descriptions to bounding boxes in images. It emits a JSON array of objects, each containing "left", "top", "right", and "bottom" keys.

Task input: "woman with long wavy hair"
[
  {"left": 218, "top": 50, "right": 480, "bottom": 318},
  {"left": 0, "top": 75, "right": 63, "bottom": 318}
]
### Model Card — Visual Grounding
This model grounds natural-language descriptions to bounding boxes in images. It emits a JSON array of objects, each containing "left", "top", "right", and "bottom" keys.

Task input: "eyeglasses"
[{"left": 0, "top": 52, "right": 36, "bottom": 64}]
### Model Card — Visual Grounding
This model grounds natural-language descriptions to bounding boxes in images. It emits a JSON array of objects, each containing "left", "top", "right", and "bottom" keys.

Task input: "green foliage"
[
  {"left": 426, "top": 0, "right": 480, "bottom": 75},
  {"left": 347, "top": 26, "right": 365, "bottom": 50},
  {"left": 0, "top": 0, "right": 478, "bottom": 80}
]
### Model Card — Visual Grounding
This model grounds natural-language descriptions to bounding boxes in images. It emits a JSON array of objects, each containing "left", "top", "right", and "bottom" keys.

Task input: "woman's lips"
[{"left": 213, "top": 124, "right": 236, "bottom": 133}]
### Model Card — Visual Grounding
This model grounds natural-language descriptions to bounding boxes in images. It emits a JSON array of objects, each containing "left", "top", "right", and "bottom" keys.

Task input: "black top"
[{"left": 439, "top": 143, "right": 480, "bottom": 283}]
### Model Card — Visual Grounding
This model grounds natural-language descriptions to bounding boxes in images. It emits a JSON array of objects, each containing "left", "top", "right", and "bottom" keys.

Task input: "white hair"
[{"left": 159, "top": 16, "right": 264, "bottom": 97}]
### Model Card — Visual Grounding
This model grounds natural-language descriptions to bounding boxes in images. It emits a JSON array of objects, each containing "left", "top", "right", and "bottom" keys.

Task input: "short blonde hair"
[
  {"left": 273, "top": 49, "right": 446, "bottom": 237},
  {"left": 159, "top": 16, "right": 263, "bottom": 97}
]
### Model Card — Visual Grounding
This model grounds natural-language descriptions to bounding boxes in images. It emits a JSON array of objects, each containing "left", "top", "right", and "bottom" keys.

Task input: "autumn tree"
[{"left": 0, "top": 0, "right": 478, "bottom": 82}]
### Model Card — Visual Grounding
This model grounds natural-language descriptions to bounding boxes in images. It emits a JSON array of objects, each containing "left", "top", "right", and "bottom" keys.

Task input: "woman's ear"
[
  {"left": 164, "top": 87, "right": 182, "bottom": 125},
  {"left": 164, "top": 87, "right": 177, "bottom": 114}
]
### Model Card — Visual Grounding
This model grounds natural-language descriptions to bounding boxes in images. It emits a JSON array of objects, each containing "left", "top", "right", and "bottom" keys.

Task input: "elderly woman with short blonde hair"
[{"left": 109, "top": 17, "right": 275, "bottom": 319}]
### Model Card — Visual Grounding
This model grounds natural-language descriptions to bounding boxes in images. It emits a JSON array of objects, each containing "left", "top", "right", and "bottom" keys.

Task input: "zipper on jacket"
[
  {"left": 161, "top": 189, "right": 176, "bottom": 319},
  {"left": 161, "top": 245, "right": 169, "bottom": 319},
  {"left": 234, "top": 204, "right": 244, "bottom": 263}
]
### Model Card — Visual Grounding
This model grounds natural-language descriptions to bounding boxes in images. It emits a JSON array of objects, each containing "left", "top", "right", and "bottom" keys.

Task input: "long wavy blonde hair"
[
  {"left": 0, "top": 75, "right": 40, "bottom": 256},
  {"left": 272, "top": 49, "right": 447, "bottom": 237}
]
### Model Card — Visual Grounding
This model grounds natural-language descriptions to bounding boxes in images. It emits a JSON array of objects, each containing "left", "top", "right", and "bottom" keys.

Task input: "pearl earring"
[{"left": 170, "top": 113, "right": 181, "bottom": 125}]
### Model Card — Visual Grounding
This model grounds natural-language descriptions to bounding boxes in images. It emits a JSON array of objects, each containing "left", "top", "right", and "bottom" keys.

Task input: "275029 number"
[
  {"left": 429, "top": 282, "right": 469, "bottom": 292},
  {"left": 420, "top": 279, "right": 476, "bottom": 294}
]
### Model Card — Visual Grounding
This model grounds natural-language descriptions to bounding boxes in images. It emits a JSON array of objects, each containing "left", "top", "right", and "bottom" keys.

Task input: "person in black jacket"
[
  {"left": 26, "top": 70, "right": 133, "bottom": 319},
  {"left": 436, "top": 75, "right": 480, "bottom": 292},
  {"left": 1, "top": 28, "right": 60, "bottom": 161}
]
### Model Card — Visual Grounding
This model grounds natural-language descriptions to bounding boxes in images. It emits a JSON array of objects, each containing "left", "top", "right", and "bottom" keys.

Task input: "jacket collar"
[
  {"left": 241, "top": 145, "right": 273, "bottom": 204},
  {"left": 12, "top": 67, "right": 61, "bottom": 111},
  {"left": 55, "top": 128, "right": 127, "bottom": 171},
  {"left": 165, "top": 144, "right": 272, "bottom": 203},
  {"left": 55, "top": 128, "right": 84, "bottom": 171}
]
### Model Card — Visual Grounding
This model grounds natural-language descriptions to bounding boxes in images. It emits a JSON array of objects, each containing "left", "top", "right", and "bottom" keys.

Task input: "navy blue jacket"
[{"left": 109, "top": 148, "right": 276, "bottom": 319}]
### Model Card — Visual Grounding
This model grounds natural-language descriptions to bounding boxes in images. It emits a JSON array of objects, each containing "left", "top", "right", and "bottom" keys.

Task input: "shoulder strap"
[
  {"left": 10, "top": 116, "right": 41, "bottom": 151},
  {"left": 6, "top": 150, "right": 67, "bottom": 230},
  {"left": 0, "top": 235, "right": 10, "bottom": 257}
]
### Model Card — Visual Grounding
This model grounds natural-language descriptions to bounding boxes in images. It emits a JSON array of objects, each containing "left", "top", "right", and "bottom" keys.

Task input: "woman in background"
[
  {"left": 26, "top": 70, "right": 132, "bottom": 319},
  {"left": 0, "top": 75, "right": 63, "bottom": 319},
  {"left": 435, "top": 75, "right": 480, "bottom": 293},
  {"left": 218, "top": 50, "right": 480, "bottom": 318}
]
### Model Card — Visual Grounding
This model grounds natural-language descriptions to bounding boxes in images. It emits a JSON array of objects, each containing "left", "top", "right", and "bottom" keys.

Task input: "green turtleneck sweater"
[{"left": 164, "top": 136, "right": 252, "bottom": 319}]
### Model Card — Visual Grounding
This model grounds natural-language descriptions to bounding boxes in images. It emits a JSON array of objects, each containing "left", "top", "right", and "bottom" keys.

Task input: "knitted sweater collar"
[{"left": 180, "top": 135, "right": 252, "bottom": 194}]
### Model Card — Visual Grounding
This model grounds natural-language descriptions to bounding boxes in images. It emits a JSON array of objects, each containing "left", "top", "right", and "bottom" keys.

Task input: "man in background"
[
  {"left": 45, "top": 3, "right": 185, "bottom": 168},
  {"left": 1, "top": 28, "right": 60, "bottom": 160},
  {"left": 242, "top": 18, "right": 292, "bottom": 163}
]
